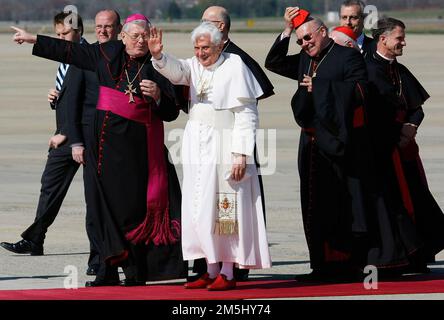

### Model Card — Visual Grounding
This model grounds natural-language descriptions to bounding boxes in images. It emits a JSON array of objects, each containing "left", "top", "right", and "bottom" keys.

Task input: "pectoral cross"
[
  {"left": 197, "top": 90, "right": 207, "bottom": 102},
  {"left": 196, "top": 76, "right": 212, "bottom": 102},
  {"left": 125, "top": 83, "right": 137, "bottom": 103}
]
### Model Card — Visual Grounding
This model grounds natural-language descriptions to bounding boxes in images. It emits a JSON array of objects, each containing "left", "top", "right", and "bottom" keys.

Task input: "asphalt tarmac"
[{"left": 0, "top": 33, "right": 443, "bottom": 299}]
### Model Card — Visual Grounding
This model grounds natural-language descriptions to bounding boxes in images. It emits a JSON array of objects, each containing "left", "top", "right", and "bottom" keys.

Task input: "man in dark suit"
[
  {"left": 265, "top": 7, "right": 370, "bottom": 282},
  {"left": 1, "top": 12, "right": 84, "bottom": 256},
  {"left": 339, "top": 0, "right": 374, "bottom": 56},
  {"left": 0, "top": 11, "right": 115, "bottom": 276},
  {"left": 189, "top": 5, "right": 275, "bottom": 282}
]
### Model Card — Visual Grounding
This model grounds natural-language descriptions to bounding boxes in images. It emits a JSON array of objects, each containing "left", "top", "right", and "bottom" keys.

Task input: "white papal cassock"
[{"left": 152, "top": 52, "right": 271, "bottom": 269}]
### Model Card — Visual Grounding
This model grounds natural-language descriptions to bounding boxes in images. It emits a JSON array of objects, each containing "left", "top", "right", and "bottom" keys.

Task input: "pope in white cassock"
[{"left": 149, "top": 22, "right": 271, "bottom": 291}]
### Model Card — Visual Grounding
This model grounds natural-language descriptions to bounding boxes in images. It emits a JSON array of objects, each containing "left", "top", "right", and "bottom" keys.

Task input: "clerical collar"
[
  {"left": 375, "top": 51, "right": 396, "bottom": 64},
  {"left": 127, "top": 53, "right": 150, "bottom": 63},
  {"left": 222, "top": 39, "right": 230, "bottom": 53},
  {"left": 313, "top": 40, "right": 334, "bottom": 62}
]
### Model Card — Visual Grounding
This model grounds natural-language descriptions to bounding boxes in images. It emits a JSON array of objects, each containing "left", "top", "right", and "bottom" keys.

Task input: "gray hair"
[
  {"left": 311, "top": 17, "right": 327, "bottom": 30},
  {"left": 191, "top": 22, "right": 222, "bottom": 46},
  {"left": 330, "top": 30, "right": 359, "bottom": 50},
  {"left": 122, "top": 19, "right": 150, "bottom": 33}
]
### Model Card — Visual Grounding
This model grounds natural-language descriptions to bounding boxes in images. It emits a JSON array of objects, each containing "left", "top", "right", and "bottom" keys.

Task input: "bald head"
[
  {"left": 202, "top": 6, "right": 230, "bottom": 40},
  {"left": 330, "top": 30, "right": 359, "bottom": 50},
  {"left": 95, "top": 9, "right": 121, "bottom": 43}
]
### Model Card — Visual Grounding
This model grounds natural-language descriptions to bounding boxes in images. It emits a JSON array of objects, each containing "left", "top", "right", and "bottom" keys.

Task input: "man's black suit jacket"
[
  {"left": 63, "top": 41, "right": 99, "bottom": 146},
  {"left": 52, "top": 39, "right": 98, "bottom": 146},
  {"left": 361, "top": 34, "right": 374, "bottom": 58},
  {"left": 64, "top": 65, "right": 99, "bottom": 145}
]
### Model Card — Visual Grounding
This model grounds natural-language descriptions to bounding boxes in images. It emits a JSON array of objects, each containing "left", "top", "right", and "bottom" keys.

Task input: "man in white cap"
[{"left": 148, "top": 22, "right": 272, "bottom": 290}]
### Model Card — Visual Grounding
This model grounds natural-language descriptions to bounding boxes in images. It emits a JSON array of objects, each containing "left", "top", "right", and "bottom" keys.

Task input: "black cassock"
[
  {"left": 365, "top": 52, "right": 444, "bottom": 268},
  {"left": 33, "top": 35, "right": 188, "bottom": 281},
  {"left": 266, "top": 37, "right": 374, "bottom": 274}
]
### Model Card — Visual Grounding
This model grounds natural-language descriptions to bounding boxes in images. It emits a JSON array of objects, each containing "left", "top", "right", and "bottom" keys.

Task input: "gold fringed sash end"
[{"left": 214, "top": 219, "right": 239, "bottom": 235}]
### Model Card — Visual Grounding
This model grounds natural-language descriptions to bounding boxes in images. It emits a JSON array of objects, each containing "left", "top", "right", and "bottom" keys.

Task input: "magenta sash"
[
  {"left": 97, "top": 86, "right": 151, "bottom": 124},
  {"left": 97, "top": 86, "right": 180, "bottom": 246}
]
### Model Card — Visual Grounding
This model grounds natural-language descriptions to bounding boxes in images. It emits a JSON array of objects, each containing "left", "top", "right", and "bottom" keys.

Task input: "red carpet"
[{"left": 1, "top": 274, "right": 444, "bottom": 300}]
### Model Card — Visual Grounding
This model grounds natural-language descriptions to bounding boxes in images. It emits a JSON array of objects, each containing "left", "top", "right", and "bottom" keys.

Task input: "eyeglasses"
[
  {"left": 95, "top": 25, "right": 115, "bottom": 31},
  {"left": 296, "top": 26, "right": 322, "bottom": 45},
  {"left": 125, "top": 32, "right": 148, "bottom": 41}
]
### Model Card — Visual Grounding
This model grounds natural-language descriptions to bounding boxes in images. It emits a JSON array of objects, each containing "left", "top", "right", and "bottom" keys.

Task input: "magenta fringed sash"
[{"left": 97, "top": 86, "right": 180, "bottom": 246}]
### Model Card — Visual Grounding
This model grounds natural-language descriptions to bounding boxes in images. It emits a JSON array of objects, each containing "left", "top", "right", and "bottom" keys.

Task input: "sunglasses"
[{"left": 296, "top": 26, "right": 322, "bottom": 45}]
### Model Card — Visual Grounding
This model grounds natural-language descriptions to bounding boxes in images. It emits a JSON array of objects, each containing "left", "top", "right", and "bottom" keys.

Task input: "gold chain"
[
  {"left": 307, "top": 41, "right": 335, "bottom": 78},
  {"left": 125, "top": 55, "right": 149, "bottom": 86}
]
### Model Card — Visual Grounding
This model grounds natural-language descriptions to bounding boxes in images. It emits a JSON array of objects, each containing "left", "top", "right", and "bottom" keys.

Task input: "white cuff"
[
  {"left": 280, "top": 32, "right": 291, "bottom": 41},
  {"left": 151, "top": 53, "right": 166, "bottom": 68}
]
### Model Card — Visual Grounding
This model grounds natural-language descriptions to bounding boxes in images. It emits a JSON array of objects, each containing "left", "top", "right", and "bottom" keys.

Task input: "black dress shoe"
[
  {"left": 186, "top": 273, "right": 205, "bottom": 283},
  {"left": 234, "top": 273, "right": 249, "bottom": 282},
  {"left": 234, "top": 268, "right": 249, "bottom": 282},
  {"left": 85, "top": 279, "right": 120, "bottom": 287},
  {"left": 86, "top": 265, "right": 99, "bottom": 276},
  {"left": 0, "top": 239, "right": 43, "bottom": 256},
  {"left": 119, "top": 279, "right": 146, "bottom": 287}
]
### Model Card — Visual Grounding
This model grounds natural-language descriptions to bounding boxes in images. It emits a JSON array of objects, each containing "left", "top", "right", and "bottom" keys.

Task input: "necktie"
[{"left": 55, "top": 63, "right": 69, "bottom": 91}]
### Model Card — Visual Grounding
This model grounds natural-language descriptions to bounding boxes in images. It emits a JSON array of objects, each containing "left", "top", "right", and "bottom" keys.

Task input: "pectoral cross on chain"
[
  {"left": 197, "top": 91, "right": 206, "bottom": 102},
  {"left": 125, "top": 83, "right": 137, "bottom": 104}
]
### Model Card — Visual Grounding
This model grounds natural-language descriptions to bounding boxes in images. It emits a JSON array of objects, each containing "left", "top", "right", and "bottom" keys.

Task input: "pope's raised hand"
[
  {"left": 148, "top": 27, "right": 163, "bottom": 60},
  {"left": 11, "top": 26, "right": 37, "bottom": 45}
]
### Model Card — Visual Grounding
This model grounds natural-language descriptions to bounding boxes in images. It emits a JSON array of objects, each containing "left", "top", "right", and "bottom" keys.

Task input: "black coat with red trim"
[
  {"left": 365, "top": 51, "right": 444, "bottom": 263},
  {"left": 32, "top": 35, "right": 188, "bottom": 281},
  {"left": 265, "top": 35, "right": 373, "bottom": 271}
]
